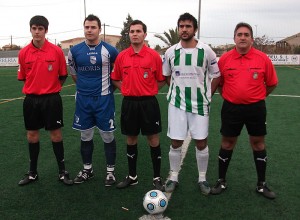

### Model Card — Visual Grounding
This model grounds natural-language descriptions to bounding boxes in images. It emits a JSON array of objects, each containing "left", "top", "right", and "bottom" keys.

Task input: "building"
[
  {"left": 1, "top": 44, "right": 21, "bottom": 51},
  {"left": 60, "top": 34, "right": 121, "bottom": 49},
  {"left": 276, "top": 33, "right": 300, "bottom": 52}
]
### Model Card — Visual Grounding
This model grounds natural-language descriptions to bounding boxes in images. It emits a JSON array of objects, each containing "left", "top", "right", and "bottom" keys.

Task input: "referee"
[
  {"left": 17, "top": 15, "right": 73, "bottom": 186},
  {"left": 210, "top": 22, "right": 278, "bottom": 199},
  {"left": 111, "top": 20, "right": 165, "bottom": 190}
]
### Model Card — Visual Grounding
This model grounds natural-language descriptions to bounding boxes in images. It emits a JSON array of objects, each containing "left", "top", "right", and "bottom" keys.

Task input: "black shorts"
[
  {"left": 23, "top": 93, "right": 64, "bottom": 131},
  {"left": 220, "top": 99, "right": 267, "bottom": 137},
  {"left": 121, "top": 96, "right": 162, "bottom": 136}
]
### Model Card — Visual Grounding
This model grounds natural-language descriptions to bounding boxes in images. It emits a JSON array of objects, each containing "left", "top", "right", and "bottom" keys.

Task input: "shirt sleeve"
[
  {"left": 58, "top": 48, "right": 68, "bottom": 77},
  {"left": 17, "top": 50, "right": 25, "bottom": 81},
  {"left": 155, "top": 53, "right": 165, "bottom": 81},
  {"left": 68, "top": 50, "right": 77, "bottom": 76},
  {"left": 217, "top": 55, "right": 225, "bottom": 86},
  {"left": 110, "top": 47, "right": 119, "bottom": 63},
  {"left": 162, "top": 50, "right": 171, "bottom": 77},
  {"left": 207, "top": 47, "right": 220, "bottom": 79},
  {"left": 111, "top": 55, "right": 122, "bottom": 81},
  {"left": 264, "top": 57, "right": 278, "bottom": 86}
]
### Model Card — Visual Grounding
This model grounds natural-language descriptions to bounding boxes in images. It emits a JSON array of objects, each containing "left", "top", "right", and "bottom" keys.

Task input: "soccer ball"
[{"left": 143, "top": 190, "right": 168, "bottom": 214}]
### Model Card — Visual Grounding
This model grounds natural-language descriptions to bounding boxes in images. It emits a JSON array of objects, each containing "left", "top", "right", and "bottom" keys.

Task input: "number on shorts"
[{"left": 109, "top": 119, "right": 115, "bottom": 129}]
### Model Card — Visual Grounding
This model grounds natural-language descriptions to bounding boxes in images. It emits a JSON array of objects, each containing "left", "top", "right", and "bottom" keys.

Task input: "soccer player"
[
  {"left": 163, "top": 13, "right": 220, "bottom": 195},
  {"left": 111, "top": 20, "right": 165, "bottom": 190},
  {"left": 68, "top": 14, "right": 119, "bottom": 186},
  {"left": 18, "top": 15, "right": 73, "bottom": 186},
  {"left": 210, "top": 22, "right": 278, "bottom": 199}
]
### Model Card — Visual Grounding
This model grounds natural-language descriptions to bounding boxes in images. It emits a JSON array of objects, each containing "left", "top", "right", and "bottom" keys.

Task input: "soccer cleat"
[
  {"left": 59, "top": 170, "right": 73, "bottom": 185},
  {"left": 116, "top": 175, "right": 138, "bottom": 189},
  {"left": 74, "top": 169, "right": 94, "bottom": 184},
  {"left": 153, "top": 177, "right": 164, "bottom": 191},
  {"left": 210, "top": 179, "right": 227, "bottom": 195},
  {"left": 164, "top": 179, "right": 178, "bottom": 193},
  {"left": 256, "top": 182, "right": 276, "bottom": 199},
  {"left": 18, "top": 171, "right": 38, "bottom": 186},
  {"left": 198, "top": 181, "right": 211, "bottom": 195},
  {"left": 105, "top": 172, "right": 116, "bottom": 186}
]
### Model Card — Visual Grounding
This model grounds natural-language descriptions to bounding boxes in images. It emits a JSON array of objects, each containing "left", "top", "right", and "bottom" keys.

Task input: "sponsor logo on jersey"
[
  {"left": 90, "top": 56, "right": 96, "bottom": 64},
  {"left": 175, "top": 70, "right": 180, "bottom": 76},
  {"left": 143, "top": 71, "right": 148, "bottom": 78},
  {"left": 78, "top": 65, "right": 101, "bottom": 72}
]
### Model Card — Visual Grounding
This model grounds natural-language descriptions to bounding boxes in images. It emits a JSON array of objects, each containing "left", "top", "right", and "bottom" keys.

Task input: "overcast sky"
[{"left": 1, "top": 0, "right": 299, "bottom": 48}]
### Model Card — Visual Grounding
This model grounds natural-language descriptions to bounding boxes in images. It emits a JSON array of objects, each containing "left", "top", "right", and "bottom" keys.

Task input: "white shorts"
[{"left": 167, "top": 104, "right": 209, "bottom": 140}]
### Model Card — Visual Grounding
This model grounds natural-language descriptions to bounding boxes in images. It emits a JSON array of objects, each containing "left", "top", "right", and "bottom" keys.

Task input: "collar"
[
  {"left": 175, "top": 38, "right": 203, "bottom": 50},
  {"left": 232, "top": 47, "right": 254, "bottom": 59},
  {"left": 29, "top": 39, "right": 50, "bottom": 52},
  {"left": 85, "top": 40, "right": 101, "bottom": 49},
  {"left": 128, "top": 44, "right": 147, "bottom": 57}
]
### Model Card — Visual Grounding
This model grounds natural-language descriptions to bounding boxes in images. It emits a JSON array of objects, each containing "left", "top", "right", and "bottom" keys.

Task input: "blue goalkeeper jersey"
[{"left": 68, "top": 41, "right": 118, "bottom": 96}]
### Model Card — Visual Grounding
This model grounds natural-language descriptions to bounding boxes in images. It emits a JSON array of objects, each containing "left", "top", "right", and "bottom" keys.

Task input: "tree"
[
  {"left": 253, "top": 35, "right": 275, "bottom": 53},
  {"left": 154, "top": 28, "right": 180, "bottom": 48},
  {"left": 154, "top": 44, "right": 162, "bottom": 51},
  {"left": 116, "top": 14, "right": 133, "bottom": 51}
]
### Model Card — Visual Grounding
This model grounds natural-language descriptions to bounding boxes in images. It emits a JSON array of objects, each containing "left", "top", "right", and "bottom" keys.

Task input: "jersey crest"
[{"left": 90, "top": 56, "right": 96, "bottom": 64}]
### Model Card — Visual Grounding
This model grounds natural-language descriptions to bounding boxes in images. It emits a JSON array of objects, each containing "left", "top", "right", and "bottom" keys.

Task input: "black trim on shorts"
[
  {"left": 123, "top": 96, "right": 156, "bottom": 101},
  {"left": 26, "top": 92, "right": 60, "bottom": 97}
]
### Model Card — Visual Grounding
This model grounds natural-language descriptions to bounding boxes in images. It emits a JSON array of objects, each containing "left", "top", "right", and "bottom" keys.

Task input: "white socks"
[
  {"left": 196, "top": 146, "right": 209, "bottom": 182},
  {"left": 169, "top": 145, "right": 182, "bottom": 182}
]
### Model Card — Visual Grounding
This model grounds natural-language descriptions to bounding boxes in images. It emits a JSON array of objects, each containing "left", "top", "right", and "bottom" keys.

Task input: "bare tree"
[{"left": 253, "top": 35, "right": 275, "bottom": 53}]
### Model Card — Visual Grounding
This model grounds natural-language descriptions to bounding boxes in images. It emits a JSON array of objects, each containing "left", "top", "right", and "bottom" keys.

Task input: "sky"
[{"left": 0, "top": 0, "right": 300, "bottom": 48}]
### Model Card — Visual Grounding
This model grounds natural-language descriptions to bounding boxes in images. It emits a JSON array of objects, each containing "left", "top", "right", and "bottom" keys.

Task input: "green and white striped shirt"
[{"left": 163, "top": 40, "right": 220, "bottom": 115}]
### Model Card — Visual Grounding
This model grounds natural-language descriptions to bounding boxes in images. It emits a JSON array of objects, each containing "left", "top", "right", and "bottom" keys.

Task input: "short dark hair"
[
  {"left": 130, "top": 20, "right": 147, "bottom": 33},
  {"left": 177, "top": 13, "right": 198, "bottom": 30},
  {"left": 30, "top": 15, "right": 49, "bottom": 31},
  {"left": 234, "top": 22, "right": 253, "bottom": 38},
  {"left": 84, "top": 14, "right": 101, "bottom": 28}
]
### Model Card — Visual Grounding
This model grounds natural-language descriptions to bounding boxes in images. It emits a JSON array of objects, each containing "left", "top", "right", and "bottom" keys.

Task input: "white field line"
[
  {"left": 61, "top": 93, "right": 300, "bottom": 98},
  {"left": 1, "top": 92, "right": 300, "bottom": 105},
  {"left": 0, "top": 84, "right": 75, "bottom": 104},
  {"left": 139, "top": 135, "right": 192, "bottom": 220}
]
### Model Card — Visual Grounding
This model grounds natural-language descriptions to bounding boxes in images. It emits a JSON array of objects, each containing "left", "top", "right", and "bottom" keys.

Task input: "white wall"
[
  {"left": 1, "top": 55, "right": 300, "bottom": 67},
  {"left": 0, "top": 57, "right": 68, "bottom": 67}
]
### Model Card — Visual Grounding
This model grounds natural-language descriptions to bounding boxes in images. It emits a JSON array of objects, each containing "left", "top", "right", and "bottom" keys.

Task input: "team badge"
[
  {"left": 144, "top": 72, "right": 148, "bottom": 78},
  {"left": 253, "top": 72, "right": 258, "bottom": 79},
  {"left": 90, "top": 56, "right": 96, "bottom": 64},
  {"left": 48, "top": 64, "right": 53, "bottom": 71}
]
